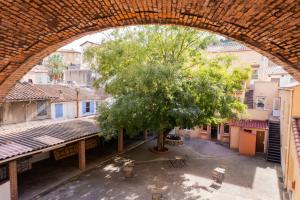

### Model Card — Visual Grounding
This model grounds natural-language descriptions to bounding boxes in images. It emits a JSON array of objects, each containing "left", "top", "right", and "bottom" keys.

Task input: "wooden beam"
[
  {"left": 78, "top": 140, "right": 86, "bottom": 170},
  {"left": 9, "top": 160, "right": 18, "bottom": 200}
]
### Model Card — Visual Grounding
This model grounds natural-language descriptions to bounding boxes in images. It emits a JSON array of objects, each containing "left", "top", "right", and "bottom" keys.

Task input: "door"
[{"left": 256, "top": 131, "right": 265, "bottom": 153}]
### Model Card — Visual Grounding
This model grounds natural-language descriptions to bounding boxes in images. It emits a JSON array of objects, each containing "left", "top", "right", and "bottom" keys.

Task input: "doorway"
[
  {"left": 211, "top": 124, "right": 219, "bottom": 140},
  {"left": 256, "top": 131, "right": 265, "bottom": 153}
]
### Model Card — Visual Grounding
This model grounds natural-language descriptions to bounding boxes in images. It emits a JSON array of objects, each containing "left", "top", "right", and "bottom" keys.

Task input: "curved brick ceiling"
[{"left": 0, "top": 0, "right": 300, "bottom": 101}]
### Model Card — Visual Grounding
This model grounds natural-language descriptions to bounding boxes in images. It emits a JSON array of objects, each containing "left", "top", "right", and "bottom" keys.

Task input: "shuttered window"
[{"left": 55, "top": 104, "right": 63, "bottom": 118}]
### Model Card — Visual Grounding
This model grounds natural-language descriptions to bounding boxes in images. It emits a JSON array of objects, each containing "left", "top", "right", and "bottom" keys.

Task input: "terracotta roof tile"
[
  {"left": 229, "top": 120, "right": 268, "bottom": 129},
  {"left": 5, "top": 82, "right": 55, "bottom": 102},
  {"left": 36, "top": 84, "right": 104, "bottom": 102}
]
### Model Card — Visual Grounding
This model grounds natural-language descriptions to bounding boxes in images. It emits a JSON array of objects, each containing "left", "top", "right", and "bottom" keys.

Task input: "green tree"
[
  {"left": 45, "top": 54, "right": 67, "bottom": 82},
  {"left": 85, "top": 26, "right": 250, "bottom": 152}
]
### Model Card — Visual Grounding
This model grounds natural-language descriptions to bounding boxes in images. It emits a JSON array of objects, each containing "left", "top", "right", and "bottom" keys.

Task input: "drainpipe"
[
  {"left": 284, "top": 89, "right": 293, "bottom": 189},
  {"left": 75, "top": 88, "right": 80, "bottom": 118}
]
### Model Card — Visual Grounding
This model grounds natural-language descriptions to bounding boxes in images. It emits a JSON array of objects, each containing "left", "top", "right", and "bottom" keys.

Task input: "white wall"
[
  {"left": 51, "top": 101, "right": 77, "bottom": 120},
  {"left": 0, "top": 181, "right": 10, "bottom": 200}
]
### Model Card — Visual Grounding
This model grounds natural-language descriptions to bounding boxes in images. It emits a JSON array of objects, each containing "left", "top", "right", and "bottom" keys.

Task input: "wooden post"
[
  {"left": 9, "top": 160, "right": 18, "bottom": 200},
  {"left": 78, "top": 140, "right": 86, "bottom": 170},
  {"left": 207, "top": 124, "right": 212, "bottom": 140},
  {"left": 144, "top": 130, "right": 148, "bottom": 140},
  {"left": 118, "top": 128, "right": 124, "bottom": 153},
  {"left": 220, "top": 123, "right": 224, "bottom": 142}
]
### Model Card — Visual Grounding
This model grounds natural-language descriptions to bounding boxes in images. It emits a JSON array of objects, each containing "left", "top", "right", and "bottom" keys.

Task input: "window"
[
  {"left": 37, "top": 101, "right": 47, "bottom": 116},
  {"left": 85, "top": 102, "right": 91, "bottom": 113},
  {"left": 224, "top": 123, "right": 230, "bottom": 133},
  {"left": 202, "top": 124, "right": 208, "bottom": 131},
  {"left": 256, "top": 96, "right": 266, "bottom": 109},
  {"left": 55, "top": 104, "right": 63, "bottom": 118},
  {"left": 82, "top": 101, "right": 95, "bottom": 115},
  {"left": 251, "top": 65, "right": 259, "bottom": 80}
]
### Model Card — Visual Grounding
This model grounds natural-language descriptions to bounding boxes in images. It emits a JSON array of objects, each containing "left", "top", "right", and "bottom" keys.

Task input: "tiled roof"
[
  {"left": 5, "top": 82, "right": 55, "bottom": 102},
  {"left": 292, "top": 118, "right": 300, "bottom": 167},
  {"left": 207, "top": 42, "right": 250, "bottom": 53},
  {"left": 30, "top": 65, "right": 48, "bottom": 73},
  {"left": 0, "top": 117, "right": 100, "bottom": 162},
  {"left": 229, "top": 120, "right": 268, "bottom": 129},
  {"left": 36, "top": 84, "right": 104, "bottom": 102}
]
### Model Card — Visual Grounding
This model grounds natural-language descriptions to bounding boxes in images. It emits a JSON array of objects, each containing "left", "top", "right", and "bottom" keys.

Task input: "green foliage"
[
  {"left": 86, "top": 26, "right": 250, "bottom": 139},
  {"left": 45, "top": 54, "right": 68, "bottom": 81}
]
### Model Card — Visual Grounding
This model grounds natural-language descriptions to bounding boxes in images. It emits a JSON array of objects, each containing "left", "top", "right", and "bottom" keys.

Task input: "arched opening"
[
  {"left": 1, "top": 1, "right": 300, "bottom": 199},
  {"left": 0, "top": 24, "right": 294, "bottom": 200}
]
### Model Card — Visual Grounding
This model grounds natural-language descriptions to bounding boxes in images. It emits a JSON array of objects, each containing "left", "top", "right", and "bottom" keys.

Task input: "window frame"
[
  {"left": 55, "top": 103, "right": 64, "bottom": 118},
  {"left": 256, "top": 96, "right": 266, "bottom": 110},
  {"left": 37, "top": 101, "right": 47, "bottom": 117}
]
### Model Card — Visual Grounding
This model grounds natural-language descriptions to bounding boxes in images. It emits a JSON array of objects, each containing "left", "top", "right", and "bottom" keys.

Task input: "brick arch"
[{"left": 1, "top": 0, "right": 300, "bottom": 101}]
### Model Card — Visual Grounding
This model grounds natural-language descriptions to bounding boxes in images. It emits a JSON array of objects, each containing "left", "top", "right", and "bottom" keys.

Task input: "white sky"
[
  {"left": 60, "top": 26, "right": 225, "bottom": 52},
  {"left": 60, "top": 32, "right": 103, "bottom": 52}
]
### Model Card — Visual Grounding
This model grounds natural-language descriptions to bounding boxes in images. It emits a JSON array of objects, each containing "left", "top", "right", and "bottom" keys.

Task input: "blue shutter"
[
  {"left": 82, "top": 101, "right": 86, "bottom": 115},
  {"left": 90, "top": 101, "right": 95, "bottom": 114},
  {"left": 55, "top": 104, "right": 63, "bottom": 118}
]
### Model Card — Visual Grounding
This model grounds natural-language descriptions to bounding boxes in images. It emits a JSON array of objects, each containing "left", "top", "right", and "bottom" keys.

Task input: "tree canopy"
[
  {"left": 84, "top": 26, "right": 250, "bottom": 150},
  {"left": 45, "top": 54, "right": 67, "bottom": 82}
]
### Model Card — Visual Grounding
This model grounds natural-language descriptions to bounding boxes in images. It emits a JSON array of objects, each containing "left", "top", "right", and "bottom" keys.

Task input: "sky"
[
  {"left": 60, "top": 32, "right": 103, "bottom": 52},
  {"left": 60, "top": 26, "right": 225, "bottom": 52}
]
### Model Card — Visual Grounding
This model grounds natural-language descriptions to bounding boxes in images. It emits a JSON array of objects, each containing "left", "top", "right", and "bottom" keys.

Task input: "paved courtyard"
[{"left": 33, "top": 138, "right": 282, "bottom": 200}]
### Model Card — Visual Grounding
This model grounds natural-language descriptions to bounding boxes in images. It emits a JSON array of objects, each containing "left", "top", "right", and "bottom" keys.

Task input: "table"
[{"left": 169, "top": 156, "right": 186, "bottom": 168}]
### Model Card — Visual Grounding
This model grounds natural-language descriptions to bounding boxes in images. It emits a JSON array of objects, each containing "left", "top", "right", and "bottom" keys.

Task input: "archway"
[{"left": 0, "top": 0, "right": 300, "bottom": 101}]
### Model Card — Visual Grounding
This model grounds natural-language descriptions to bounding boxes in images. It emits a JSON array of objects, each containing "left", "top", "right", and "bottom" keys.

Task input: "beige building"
[
  {"left": 279, "top": 83, "right": 300, "bottom": 200},
  {"left": 0, "top": 82, "right": 53, "bottom": 125}
]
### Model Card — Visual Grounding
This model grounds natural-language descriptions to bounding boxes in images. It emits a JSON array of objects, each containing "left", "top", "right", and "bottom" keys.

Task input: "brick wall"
[{"left": 0, "top": 0, "right": 300, "bottom": 101}]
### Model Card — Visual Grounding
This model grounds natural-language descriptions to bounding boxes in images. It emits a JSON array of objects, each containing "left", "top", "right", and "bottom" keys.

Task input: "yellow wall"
[
  {"left": 279, "top": 89, "right": 293, "bottom": 179},
  {"left": 287, "top": 134, "right": 300, "bottom": 200},
  {"left": 292, "top": 85, "right": 300, "bottom": 117},
  {"left": 242, "top": 109, "right": 269, "bottom": 120},
  {"left": 239, "top": 130, "right": 256, "bottom": 156},
  {"left": 230, "top": 126, "right": 268, "bottom": 154},
  {"left": 230, "top": 126, "right": 240, "bottom": 149},
  {"left": 280, "top": 85, "right": 300, "bottom": 198},
  {"left": 253, "top": 81, "right": 279, "bottom": 115}
]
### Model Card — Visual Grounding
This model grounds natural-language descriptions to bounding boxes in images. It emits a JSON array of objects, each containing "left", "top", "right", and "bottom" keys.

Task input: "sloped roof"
[
  {"left": 292, "top": 118, "right": 300, "bottom": 168},
  {"left": 36, "top": 84, "right": 103, "bottom": 102},
  {"left": 265, "top": 66, "right": 288, "bottom": 75},
  {"left": 5, "top": 82, "right": 55, "bottom": 102},
  {"left": 207, "top": 42, "right": 250, "bottom": 53},
  {"left": 0, "top": 117, "right": 100, "bottom": 162},
  {"left": 30, "top": 65, "right": 49, "bottom": 73},
  {"left": 229, "top": 120, "right": 268, "bottom": 129}
]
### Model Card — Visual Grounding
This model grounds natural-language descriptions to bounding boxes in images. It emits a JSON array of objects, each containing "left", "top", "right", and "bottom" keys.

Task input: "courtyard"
[{"left": 30, "top": 138, "right": 282, "bottom": 200}]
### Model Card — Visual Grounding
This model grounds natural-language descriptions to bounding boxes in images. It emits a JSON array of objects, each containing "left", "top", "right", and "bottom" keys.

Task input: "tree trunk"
[{"left": 157, "top": 130, "right": 165, "bottom": 151}]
